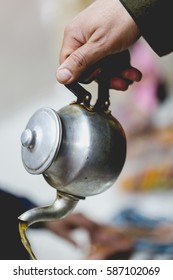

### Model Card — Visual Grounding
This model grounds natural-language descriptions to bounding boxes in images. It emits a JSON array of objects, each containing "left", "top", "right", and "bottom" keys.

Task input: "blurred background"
[{"left": 1, "top": 0, "right": 173, "bottom": 259}]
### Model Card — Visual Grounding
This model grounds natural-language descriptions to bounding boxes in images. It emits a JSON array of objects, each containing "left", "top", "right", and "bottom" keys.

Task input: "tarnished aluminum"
[
  {"left": 19, "top": 52, "right": 128, "bottom": 231},
  {"left": 42, "top": 103, "right": 126, "bottom": 197},
  {"left": 21, "top": 108, "right": 62, "bottom": 174}
]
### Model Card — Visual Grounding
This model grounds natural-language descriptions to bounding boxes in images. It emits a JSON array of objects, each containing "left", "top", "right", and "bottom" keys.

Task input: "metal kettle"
[{"left": 19, "top": 52, "right": 128, "bottom": 227}]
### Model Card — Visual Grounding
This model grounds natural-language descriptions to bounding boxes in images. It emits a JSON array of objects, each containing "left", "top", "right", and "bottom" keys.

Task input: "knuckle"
[
  {"left": 64, "top": 21, "right": 75, "bottom": 35},
  {"left": 64, "top": 23, "right": 71, "bottom": 34},
  {"left": 70, "top": 51, "right": 87, "bottom": 68}
]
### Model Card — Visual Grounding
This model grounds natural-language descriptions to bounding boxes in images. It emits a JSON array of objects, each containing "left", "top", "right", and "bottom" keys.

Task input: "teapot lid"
[{"left": 21, "top": 107, "right": 62, "bottom": 174}]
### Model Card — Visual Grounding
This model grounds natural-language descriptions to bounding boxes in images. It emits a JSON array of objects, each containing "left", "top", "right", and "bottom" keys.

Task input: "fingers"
[
  {"left": 121, "top": 67, "right": 142, "bottom": 82},
  {"left": 69, "top": 213, "right": 99, "bottom": 233},
  {"left": 110, "top": 67, "right": 142, "bottom": 91},
  {"left": 110, "top": 78, "right": 130, "bottom": 91},
  {"left": 58, "top": 231, "right": 78, "bottom": 247},
  {"left": 57, "top": 22, "right": 87, "bottom": 84},
  {"left": 57, "top": 43, "right": 104, "bottom": 84},
  {"left": 57, "top": 49, "right": 87, "bottom": 84},
  {"left": 79, "top": 63, "right": 142, "bottom": 91},
  {"left": 57, "top": 55, "right": 142, "bottom": 91}
]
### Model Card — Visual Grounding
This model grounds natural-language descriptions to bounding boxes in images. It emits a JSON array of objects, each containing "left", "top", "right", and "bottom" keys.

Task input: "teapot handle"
[
  {"left": 65, "top": 50, "right": 130, "bottom": 113},
  {"left": 65, "top": 82, "right": 92, "bottom": 108}
]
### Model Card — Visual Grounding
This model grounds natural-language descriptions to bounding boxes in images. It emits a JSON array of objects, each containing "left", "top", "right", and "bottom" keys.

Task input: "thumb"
[{"left": 56, "top": 44, "right": 105, "bottom": 84}]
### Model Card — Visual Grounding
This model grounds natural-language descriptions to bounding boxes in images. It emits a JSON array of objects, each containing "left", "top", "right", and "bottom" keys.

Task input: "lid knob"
[
  {"left": 21, "top": 108, "right": 62, "bottom": 174},
  {"left": 21, "top": 128, "right": 35, "bottom": 148}
]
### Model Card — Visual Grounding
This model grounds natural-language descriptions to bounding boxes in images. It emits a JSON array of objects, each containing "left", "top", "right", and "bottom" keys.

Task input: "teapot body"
[
  {"left": 43, "top": 103, "right": 126, "bottom": 197},
  {"left": 21, "top": 52, "right": 131, "bottom": 198}
]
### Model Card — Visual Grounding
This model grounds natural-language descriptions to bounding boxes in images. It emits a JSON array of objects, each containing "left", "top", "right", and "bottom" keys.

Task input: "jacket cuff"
[{"left": 119, "top": 0, "right": 173, "bottom": 56}]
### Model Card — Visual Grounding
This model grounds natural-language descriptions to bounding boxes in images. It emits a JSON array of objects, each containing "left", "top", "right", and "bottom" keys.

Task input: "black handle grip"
[
  {"left": 79, "top": 50, "right": 130, "bottom": 83},
  {"left": 65, "top": 50, "right": 130, "bottom": 112}
]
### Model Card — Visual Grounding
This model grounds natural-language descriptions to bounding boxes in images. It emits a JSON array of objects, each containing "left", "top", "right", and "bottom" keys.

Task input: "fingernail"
[{"left": 56, "top": 68, "right": 72, "bottom": 83}]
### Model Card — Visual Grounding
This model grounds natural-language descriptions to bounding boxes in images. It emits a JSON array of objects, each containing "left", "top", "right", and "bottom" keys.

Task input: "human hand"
[
  {"left": 78, "top": 50, "right": 142, "bottom": 91},
  {"left": 45, "top": 213, "right": 99, "bottom": 246},
  {"left": 87, "top": 225, "right": 134, "bottom": 260},
  {"left": 57, "top": 0, "right": 141, "bottom": 88}
]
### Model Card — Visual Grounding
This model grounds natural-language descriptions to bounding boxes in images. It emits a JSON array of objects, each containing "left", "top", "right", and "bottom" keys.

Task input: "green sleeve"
[{"left": 119, "top": 0, "right": 173, "bottom": 56}]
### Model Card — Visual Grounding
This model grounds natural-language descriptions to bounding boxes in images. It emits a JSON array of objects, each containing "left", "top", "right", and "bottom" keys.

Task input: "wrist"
[{"left": 117, "top": 0, "right": 140, "bottom": 48}]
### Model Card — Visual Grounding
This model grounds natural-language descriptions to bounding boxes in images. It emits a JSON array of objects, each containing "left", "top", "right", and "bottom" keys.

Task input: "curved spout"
[
  {"left": 18, "top": 192, "right": 79, "bottom": 259},
  {"left": 18, "top": 192, "right": 79, "bottom": 226}
]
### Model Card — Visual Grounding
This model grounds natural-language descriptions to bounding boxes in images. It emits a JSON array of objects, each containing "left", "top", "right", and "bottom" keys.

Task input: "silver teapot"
[{"left": 19, "top": 52, "right": 128, "bottom": 226}]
